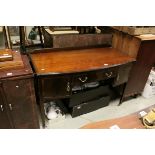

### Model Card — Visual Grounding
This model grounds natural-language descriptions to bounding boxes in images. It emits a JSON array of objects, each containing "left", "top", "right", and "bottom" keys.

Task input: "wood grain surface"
[
  {"left": 81, "top": 105, "right": 155, "bottom": 129},
  {"left": 0, "top": 54, "right": 33, "bottom": 79},
  {"left": 30, "top": 47, "right": 135, "bottom": 74},
  {"left": 0, "top": 49, "right": 13, "bottom": 62},
  {"left": 0, "top": 50, "right": 24, "bottom": 70}
]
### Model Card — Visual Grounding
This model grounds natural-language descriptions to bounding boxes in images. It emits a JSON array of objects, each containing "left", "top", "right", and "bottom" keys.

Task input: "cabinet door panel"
[
  {"left": 40, "top": 76, "right": 71, "bottom": 101},
  {"left": 0, "top": 87, "right": 12, "bottom": 129},
  {"left": 3, "top": 78, "right": 39, "bottom": 129}
]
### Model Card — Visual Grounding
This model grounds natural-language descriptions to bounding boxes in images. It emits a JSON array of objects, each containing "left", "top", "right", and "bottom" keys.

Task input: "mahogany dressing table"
[{"left": 29, "top": 47, "right": 135, "bottom": 127}]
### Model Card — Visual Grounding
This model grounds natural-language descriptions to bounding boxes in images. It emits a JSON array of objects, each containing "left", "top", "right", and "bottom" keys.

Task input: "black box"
[
  {"left": 69, "top": 86, "right": 110, "bottom": 107},
  {"left": 66, "top": 86, "right": 111, "bottom": 117},
  {"left": 70, "top": 95, "right": 110, "bottom": 117}
]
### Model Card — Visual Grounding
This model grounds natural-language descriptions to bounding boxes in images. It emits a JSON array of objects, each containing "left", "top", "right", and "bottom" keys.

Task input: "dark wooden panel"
[
  {"left": 113, "top": 62, "right": 133, "bottom": 86},
  {"left": 2, "top": 78, "right": 39, "bottom": 129},
  {"left": 40, "top": 76, "right": 71, "bottom": 101},
  {"left": 30, "top": 47, "right": 135, "bottom": 74},
  {"left": 0, "top": 85, "right": 12, "bottom": 129}
]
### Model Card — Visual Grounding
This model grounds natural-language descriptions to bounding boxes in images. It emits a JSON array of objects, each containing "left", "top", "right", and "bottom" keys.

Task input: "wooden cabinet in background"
[
  {"left": 0, "top": 51, "right": 39, "bottom": 129},
  {"left": 112, "top": 31, "right": 155, "bottom": 101},
  {"left": 1, "top": 78, "right": 39, "bottom": 129}
]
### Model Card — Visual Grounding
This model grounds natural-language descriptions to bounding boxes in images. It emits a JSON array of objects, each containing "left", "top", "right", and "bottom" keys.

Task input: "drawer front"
[
  {"left": 72, "top": 72, "right": 97, "bottom": 86},
  {"left": 71, "top": 95, "right": 110, "bottom": 117},
  {"left": 99, "top": 67, "right": 118, "bottom": 80},
  {"left": 72, "top": 67, "right": 118, "bottom": 87},
  {"left": 40, "top": 76, "right": 72, "bottom": 100},
  {"left": 69, "top": 86, "right": 110, "bottom": 107}
]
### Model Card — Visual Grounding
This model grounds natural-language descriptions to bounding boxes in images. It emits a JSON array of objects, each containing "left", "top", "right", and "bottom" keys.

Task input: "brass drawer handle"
[
  {"left": 105, "top": 72, "right": 113, "bottom": 78},
  {"left": 9, "top": 104, "right": 12, "bottom": 110},
  {"left": 78, "top": 77, "right": 88, "bottom": 83},
  {"left": 0, "top": 105, "right": 3, "bottom": 112},
  {"left": 66, "top": 82, "right": 70, "bottom": 92}
]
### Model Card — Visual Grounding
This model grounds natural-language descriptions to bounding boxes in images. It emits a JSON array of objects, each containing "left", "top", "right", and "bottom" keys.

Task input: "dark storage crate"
[
  {"left": 70, "top": 95, "right": 110, "bottom": 117},
  {"left": 69, "top": 86, "right": 110, "bottom": 107}
]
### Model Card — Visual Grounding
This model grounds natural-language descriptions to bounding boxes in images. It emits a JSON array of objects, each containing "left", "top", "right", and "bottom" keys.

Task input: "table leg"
[
  {"left": 39, "top": 98, "right": 46, "bottom": 128},
  {"left": 119, "top": 83, "right": 126, "bottom": 105}
]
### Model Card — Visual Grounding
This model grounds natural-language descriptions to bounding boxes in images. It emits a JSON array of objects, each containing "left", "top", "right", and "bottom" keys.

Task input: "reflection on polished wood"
[
  {"left": 0, "top": 50, "right": 24, "bottom": 70},
  {"left": 30, "top": 47, "right": 135, "bottom": 74},
  {"left": 81, "top": 105, "right": 155, "bottom": 129},
  {"left": 0, "top": 49, "right": 13, "bottom": 62}
]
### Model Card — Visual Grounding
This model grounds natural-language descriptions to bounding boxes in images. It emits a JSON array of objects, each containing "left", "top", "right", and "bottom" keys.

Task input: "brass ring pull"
[
  {"left": 0, "top": 105, "right": 3, "bottom": 112},
  {"left": 105, "top": 72, "right": 113, "bottom": 78},
  {"left": 78, "top": 77, "right": 88, "bottom": 83}
]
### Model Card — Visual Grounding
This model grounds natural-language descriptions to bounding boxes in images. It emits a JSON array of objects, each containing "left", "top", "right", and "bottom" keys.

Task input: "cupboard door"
[
  {"left": 0, "top": 86, "right": 12, "bottom": 129},
  {"left": 2, "top": 78, "right": 39, "bottom": 129},
  {"left": 40, "top": 76, "right": 71, "bottom": 101}
]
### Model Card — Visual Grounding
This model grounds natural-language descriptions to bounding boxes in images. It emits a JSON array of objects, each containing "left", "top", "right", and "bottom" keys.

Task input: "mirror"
[{"left": 8, "top": 26, "right": 20, "bottom": 48}]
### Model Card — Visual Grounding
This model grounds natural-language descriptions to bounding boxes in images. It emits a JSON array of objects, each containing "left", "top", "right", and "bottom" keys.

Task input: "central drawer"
[
  {"left": 72, "top": 72, "right": 97, "bottom": 86},
  {"left": 72, "top": 67, "right": 118, "bottom": 86}
]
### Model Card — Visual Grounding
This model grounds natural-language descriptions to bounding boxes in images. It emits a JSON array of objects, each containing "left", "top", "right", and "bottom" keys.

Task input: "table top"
[
  {"left": 81, "top": 105, "right": 155, "bottom": 129},
  {"left": 30, "top": 47, "right": 135, "bottom": 75}
]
